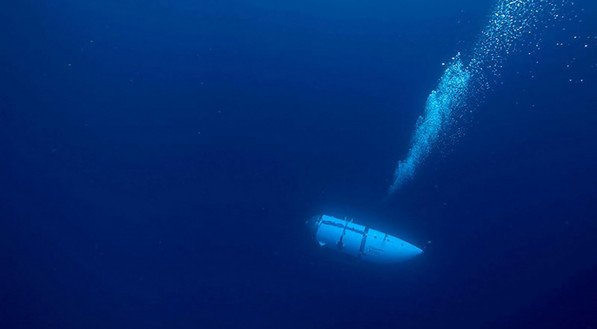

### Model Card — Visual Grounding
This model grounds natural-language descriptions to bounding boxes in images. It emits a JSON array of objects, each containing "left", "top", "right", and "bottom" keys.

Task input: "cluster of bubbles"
[
  {"left": 389, "top": 58, "right": 471, "bottom": 193},
  {"left": 470, "top": 0, "right": 567, "bottom": 87},
  {"left": 388, "top": 0, "right": 567, "bottom": 194}
]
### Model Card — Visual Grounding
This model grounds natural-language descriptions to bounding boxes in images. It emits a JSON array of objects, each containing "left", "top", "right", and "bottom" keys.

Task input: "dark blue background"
[{"left": 1, "top": 0, "right": 596, "bottom": 328}]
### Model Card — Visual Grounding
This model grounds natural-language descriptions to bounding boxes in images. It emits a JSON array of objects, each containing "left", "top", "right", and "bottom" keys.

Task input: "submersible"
[{"left": 308, "top": 215, "right": 423, "bottom": 263}]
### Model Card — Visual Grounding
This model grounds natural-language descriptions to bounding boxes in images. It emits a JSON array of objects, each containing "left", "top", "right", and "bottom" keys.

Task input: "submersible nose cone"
[{"left": 402, "top": 243, "right": 424, "bottom": 258}]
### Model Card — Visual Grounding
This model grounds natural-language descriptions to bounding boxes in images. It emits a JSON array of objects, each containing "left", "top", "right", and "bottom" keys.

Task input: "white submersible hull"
[{"left": 308, "top": 215, "right": 423, "bottom": 263}]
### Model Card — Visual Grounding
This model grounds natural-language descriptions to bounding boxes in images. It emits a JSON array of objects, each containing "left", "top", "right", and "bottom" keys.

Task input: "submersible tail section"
[{"left": 308, "top": 215, "right": 423, "bottom": 263}]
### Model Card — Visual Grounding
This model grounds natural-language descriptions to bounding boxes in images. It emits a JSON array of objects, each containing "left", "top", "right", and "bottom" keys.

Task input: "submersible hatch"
[{"left": 308, "top": 215, "right": 423, "bottom": 263}]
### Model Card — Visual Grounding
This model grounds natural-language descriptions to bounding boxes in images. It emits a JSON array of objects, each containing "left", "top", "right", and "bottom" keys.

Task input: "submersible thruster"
[{"left": 308, "top": 215, "right": 423, "bottom": 263}]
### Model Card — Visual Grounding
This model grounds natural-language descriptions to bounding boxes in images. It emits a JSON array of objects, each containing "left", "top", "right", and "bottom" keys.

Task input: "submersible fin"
[{"left": 308, "top": 215, "right": 423, "bottom": 263}]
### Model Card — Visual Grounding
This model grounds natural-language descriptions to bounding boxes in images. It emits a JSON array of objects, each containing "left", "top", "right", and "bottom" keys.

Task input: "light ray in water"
[{"left": 388, "top": 0, "right": 565, "bottom": 194}]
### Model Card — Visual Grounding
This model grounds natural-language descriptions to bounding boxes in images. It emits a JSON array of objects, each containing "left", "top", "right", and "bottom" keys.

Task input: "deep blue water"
[{"left": 1, "top": 0, "right": 596, "bottom": 328}]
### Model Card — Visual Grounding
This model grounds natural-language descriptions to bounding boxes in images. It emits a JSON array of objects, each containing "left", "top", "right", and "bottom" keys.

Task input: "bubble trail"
[
  {"left": 388, "top": 0, "right": 564, "bottom": 194},
  {"left": 388, "top": 58, "right": 471, "bottom": 194}
]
